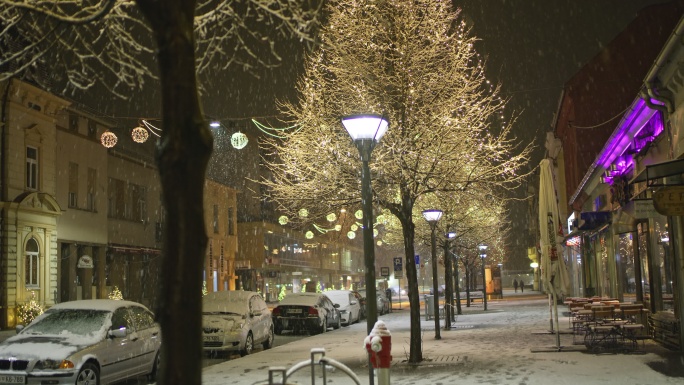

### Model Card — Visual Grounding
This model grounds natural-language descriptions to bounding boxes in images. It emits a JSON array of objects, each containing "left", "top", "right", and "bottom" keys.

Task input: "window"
[
  {"left": 227, "top": 207, "right": 235, "bottom": 235},
  {"left": 213, "top": 204, "right": 219, "bottom": 234},
  {"left": 68, "top": 162, "right": 78, "bottom": 208},
  {"left": 87, "top": 120, "right": 97, "bottom": 138},
  {"left": 69, "top": 114, "right": 79, "bottom": 131},
  {"left": 131, "top": 184, "right": 146, "bottom": 222},
  {"left": 25, "top": 238, "right": 39, "bottom": 287},
  {"left": 87, "top": 168, "right": 96, "bottom": 211},
  {"left": 26, "top": 146, "right": 38, "bottom": 190},
  {"left": 108, "top": 178, "right": 125, "bottom": 219}
]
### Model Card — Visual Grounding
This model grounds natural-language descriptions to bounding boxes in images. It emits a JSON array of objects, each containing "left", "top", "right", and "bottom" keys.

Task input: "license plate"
[
  {"left": 203, "top": 336, "right": 220, "bottom": 342},
  {"left": 0, "top": 375, "right": 25, "bottom": 384},
  {"left": 288, "top": 309, "right": 302, "bottom": 314}
]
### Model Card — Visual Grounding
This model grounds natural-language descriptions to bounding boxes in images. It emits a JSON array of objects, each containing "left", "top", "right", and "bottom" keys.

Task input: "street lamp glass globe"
[
  {"left": 422, "top": 209, "right": 443, "bottom": 223},
  {"left": 447, "top": 231, "right": 456, "bottom": 239},
  {"left": 341, "top": 114, "right": 389, "bottom": 141}
]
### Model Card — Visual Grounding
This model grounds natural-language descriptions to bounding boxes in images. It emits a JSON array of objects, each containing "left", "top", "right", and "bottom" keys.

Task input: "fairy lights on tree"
[
  {"left": 16, "top": 291, "right": 44, "bottom": 325},
  {"left": 262, "top": 0, "right": 533, "bottom": 364},
  {"left": 108, "top": 286, "right": 124, "bottom": 300}
]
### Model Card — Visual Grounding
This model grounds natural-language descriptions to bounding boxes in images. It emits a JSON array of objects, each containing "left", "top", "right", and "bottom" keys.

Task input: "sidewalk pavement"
[{"left": 203, "top": 292, "right": 684, "bottom": 385}]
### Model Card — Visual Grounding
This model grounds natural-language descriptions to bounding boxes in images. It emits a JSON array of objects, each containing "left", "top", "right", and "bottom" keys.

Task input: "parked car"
[
  {"left": 376, "top": 291, "right": 390, "bottom": 314},
  {"left": 358, "top": 288, "right": 388, "bottom": 315},
  {"left": 272, "top": 293, "right": 341, "bottom": 335},
  {"left": 325, "top": 290, "right": 361, "bottom": 325},
  {"left": 0, "top": 299, "right": 161, "bottom": 385},
  {"left": 202, "top": 291, "right": 274, "bottom": 357},
  {"left": 351, "top": 290, "right": 366, "bottom": 319}
]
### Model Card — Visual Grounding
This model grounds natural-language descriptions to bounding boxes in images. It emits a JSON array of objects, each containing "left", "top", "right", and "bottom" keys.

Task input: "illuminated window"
[{"left": 25, "top": 238, "right": 39, "bottom": 287}]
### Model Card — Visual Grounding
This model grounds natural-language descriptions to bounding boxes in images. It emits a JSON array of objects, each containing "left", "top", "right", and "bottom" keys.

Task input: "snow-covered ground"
[{"left": 202, "top": 293, "right": 684, "bottom": 385}]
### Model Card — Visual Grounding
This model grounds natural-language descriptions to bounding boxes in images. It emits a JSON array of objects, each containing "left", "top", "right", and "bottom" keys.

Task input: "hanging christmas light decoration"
[
  {"left": 100, "top": 130, "right": 118, "bottom": 148},
  {"left": 355, "top": 210, "right": 363, "bottom": 219},
  {"left": 334, "top": 224, "right": 342, "bottom": 231},
  {"left": 377, "top": 240, "right": 383, "bottom": 246},
  {"left": 131, "top": 125, "right": 149, "bottom": 143},
  {"left": 347, "top": 231, "right": 356, "bottom": 240},
  {"left": 231, "top": 132, "right": 248, "bottom": 149},
  {"left": 278, "top": 215, "right": 289, "bottom": 225},
  {"left": 373, "top": 229, "right": 379, "bottom": 238},
  {"left": 142, "top": 119, "right": 162, "bottom": 137},
  {"left": 326, "top": 213, "right": 337, "bottom": 222},
  {"left": 350, "top": 224, "right": 358, "bottom": 231},
  {"left": 305, "top": 231, "right": 314, "bottom": 239},
  {"left": 298, "top": 208, "right": 309, "bottom": 218}
]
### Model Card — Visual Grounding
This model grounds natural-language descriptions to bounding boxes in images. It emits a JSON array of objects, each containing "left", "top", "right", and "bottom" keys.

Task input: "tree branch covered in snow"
[{"left": 0, "top": 0, "right": 322, "bottom": 98}]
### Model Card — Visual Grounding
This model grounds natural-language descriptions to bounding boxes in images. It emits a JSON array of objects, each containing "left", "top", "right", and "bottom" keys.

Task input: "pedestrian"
[
  {"left": 513, "top": 279, "right": 518, "bottom": 293},
  {"left": 520, "top": 280, "right": 524, "bottom": 292},
  {"left": 385, "top": 287, "right": 393, "bottom": 313}
]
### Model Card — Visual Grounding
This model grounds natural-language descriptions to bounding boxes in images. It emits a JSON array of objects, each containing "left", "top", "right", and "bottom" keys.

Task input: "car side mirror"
[
  {"left": 350, "top": 300, "right": 357, "bottom": 305},
  {"left": 251, "top": 310, "right": 261, "bottom": 317},
  {"left": 109, "top": 328, "right": 127, "bottom": 339},
  {"left": 334, "top": 304, "right": 340, "bottom": 308},
  {"left": 15, "top": 325, "right": 24, "bottom": 334}
]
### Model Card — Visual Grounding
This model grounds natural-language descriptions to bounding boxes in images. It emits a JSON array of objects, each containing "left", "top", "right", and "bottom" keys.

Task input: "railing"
[{"left": 267, "top": 348, "right": 361, "bottom": 385}]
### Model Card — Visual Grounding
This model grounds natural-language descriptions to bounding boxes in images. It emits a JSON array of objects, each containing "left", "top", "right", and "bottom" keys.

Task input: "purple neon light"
[{"left": 596, "top": 99, "right": 646, "bottom": 168}]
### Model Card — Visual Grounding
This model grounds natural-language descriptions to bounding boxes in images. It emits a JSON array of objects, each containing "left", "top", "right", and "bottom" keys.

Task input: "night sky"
[{"left": 89, "top": 0, "right": 676, "bottom": 268}]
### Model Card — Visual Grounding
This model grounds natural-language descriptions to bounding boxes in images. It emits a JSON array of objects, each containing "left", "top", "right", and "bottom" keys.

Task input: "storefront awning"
[
  {"left": 629, "top": 158, "right": 684, "bottom": 186},
  {"left": 578, "top": 211, "right": 612, "bottom": 231}
]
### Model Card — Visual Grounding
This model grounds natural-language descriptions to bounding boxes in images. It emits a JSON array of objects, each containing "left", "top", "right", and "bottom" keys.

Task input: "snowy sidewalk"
[{"left": 203, "top": 296, "right": 683, "bottom": 385}]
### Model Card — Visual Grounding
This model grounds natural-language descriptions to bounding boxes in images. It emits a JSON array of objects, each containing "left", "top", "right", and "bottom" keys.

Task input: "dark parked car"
[
  {"left": 271, "top": 293, "right": 341, "bottom": 335},
  {"left": 0, "top": 299, "right": 161, "bottom": 385}
]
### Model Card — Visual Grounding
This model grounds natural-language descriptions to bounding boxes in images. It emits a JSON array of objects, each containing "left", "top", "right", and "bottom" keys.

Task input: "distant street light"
[
  {"left": 479, "top": 244, "right": 488, "bottom": 311},
  {"left": 342, "top": 114, "right": 388, "bottom": 385},
  {"left": 423, "top": 209, "right": 443, "bottom": 339}
]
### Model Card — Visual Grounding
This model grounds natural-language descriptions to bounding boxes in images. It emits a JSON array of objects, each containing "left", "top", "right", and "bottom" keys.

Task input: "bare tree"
[
  {"left": 263, "top": 0, "right": 532, "bottom": 363},
  {"left": 1, "top": 1, "right": 320, "bottom": 384}
]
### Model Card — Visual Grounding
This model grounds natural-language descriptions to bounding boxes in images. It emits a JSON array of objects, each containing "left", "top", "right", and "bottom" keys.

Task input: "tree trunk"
[
  {"left": 399, "top": 209, "right": 422, "bottom": 363},
  {"left": 136, "top": 1, "right": 213, "bottom": 385},
  {"left": 443, "top": 239, "right": 453, "bottom": 327}
]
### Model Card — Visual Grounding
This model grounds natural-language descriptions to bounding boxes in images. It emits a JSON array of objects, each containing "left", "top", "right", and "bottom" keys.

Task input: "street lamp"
[
  {"left": 341, "top": 114, "right": 388, "bottom": 336},
  {"left": 479, "top": 244, "right": 488, "bottom": 311},
  {"left": 422, "top": 209, "right": 443, "bottom": 339},
  {"left": 444, "top": 231, "right": 457, "bottom": 326}
]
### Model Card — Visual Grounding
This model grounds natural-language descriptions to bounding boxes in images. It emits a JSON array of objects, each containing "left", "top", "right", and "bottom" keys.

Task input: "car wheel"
[
  {"left": 333, "top": 315, "right": 341, "bottom": 330},
  {"left": 318, "top": 318, "right": 327, "bottom": 334},
  {"left": 148, "top": 351, "right": 161, "bottom": 381},
  {"left": 263, "top": 326, "right": 274, "bottom": 349},
  {"left": 240, "top": 332, "right": 254, "bottom": 357},
  {"left": 76, "top": 362, "right": 99, "bottom": 385}
]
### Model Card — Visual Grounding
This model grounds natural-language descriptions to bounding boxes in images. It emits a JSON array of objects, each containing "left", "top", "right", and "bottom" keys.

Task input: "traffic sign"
[{"left": 393, "top": 257, "right": 403, "bottom": 271}]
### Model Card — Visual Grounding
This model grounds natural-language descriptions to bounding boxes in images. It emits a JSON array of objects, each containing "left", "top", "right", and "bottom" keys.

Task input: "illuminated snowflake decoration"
[
  {"left": 355, "top": 210, "right": 363, "bottom": 219},
  {"left": 298, "top": 208, "right": 309, "bottom": 218},
  {"left": 347, "top": 231, "right": 356, "bottom": 240},
  {"left": 377, "top": 240, "right": 383, "bottom": 246},
  {"left": 100, "top": 131, "right": 118, "bottom": 148},
  {"left": 351, "top": 224, "right": 358, "bottom": 231},
  {"left": 305, "top": 231, "right": 314, "bottom": 239},
  {"left": 326, "top": 213, "right": 337, "bottom": 222},
  {"left": 334, "top": 224, "right": 342, "bottom": 231},
  {"left": 278, "top": 215, "right": 289, "bottom": 225},
  {"left": 131, "top": 126, "right": 149, "bottom": 143},
  {"left": 231, "top": 132, "right": 249, "bottom": 149}
]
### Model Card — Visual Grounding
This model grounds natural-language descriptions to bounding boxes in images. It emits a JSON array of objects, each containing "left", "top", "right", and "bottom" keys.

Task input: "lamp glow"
[
  {"left": 422, "top": 209, "right": 443, "bottom": 223},
  {"left": 341, "top": 114, "right": 389, "bottom": 141}
]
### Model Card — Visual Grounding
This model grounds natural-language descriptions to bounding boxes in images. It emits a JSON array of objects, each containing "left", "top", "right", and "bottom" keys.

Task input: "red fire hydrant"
[{"left": 364, "top": 320, "right": 391, "bottom": 385}]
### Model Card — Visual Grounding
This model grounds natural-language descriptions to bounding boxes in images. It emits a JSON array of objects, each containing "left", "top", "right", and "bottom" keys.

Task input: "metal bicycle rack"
[{"left": 267, "top": 348, "right": 361, "bottom": 385}]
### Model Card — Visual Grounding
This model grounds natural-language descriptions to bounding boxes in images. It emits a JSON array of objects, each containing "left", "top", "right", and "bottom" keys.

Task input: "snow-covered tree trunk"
[{"left": 135, "top": 1, "right": 213, "bottom": 384}]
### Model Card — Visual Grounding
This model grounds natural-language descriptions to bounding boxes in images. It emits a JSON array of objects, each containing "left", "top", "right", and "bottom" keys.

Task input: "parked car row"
[
  {"left": 357, "top": 289, "right": 390, "bottom": 315},
  {"left": 0, "top": 288, "right": 388, "bottom": 384}
]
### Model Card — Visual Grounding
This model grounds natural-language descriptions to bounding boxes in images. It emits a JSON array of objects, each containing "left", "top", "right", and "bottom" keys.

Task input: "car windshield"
[
  {"left": 22, "top": 308, "right": 110, "bottom": 337},
  {"left": 325, "top": 293, "right": 350, "bottom": 305}
]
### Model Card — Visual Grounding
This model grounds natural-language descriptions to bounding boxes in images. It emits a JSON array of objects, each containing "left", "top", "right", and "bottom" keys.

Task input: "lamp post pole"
[
  {"left": 479, "top": 244, "right": 488, "bottom": 311},
  {"left": 342, "top": 114, "right": 388, "bottom": 385},
  {"left": 423, "top": 209, "right": 443, "bottom": 339},
  {"left": 444, "top": 231, "right": 456, "bottom": 327}
]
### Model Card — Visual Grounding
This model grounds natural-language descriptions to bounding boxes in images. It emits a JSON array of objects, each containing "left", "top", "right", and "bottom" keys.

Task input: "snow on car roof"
[
  {"left": 203, "top": 291, "right": 258, "bottom": 314},
  {"left": 278, "top": 293, "right": 322, "bottom": 306},
  {"left": 324, "top": 291, "right": 351, "bottom": 304},
  {"left": 50, "top": 299, "right": 146, "bottom": 312}
]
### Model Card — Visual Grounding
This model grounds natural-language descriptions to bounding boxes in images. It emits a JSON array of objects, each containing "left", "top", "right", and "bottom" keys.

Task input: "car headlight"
[{"left": 35, "top": 359, "right": 74, "bottom": 370}]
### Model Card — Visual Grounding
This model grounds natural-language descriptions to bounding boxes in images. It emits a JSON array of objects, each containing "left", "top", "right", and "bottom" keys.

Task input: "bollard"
[{"left": 364, "top": 320, "right": 391, "bottom": 385}]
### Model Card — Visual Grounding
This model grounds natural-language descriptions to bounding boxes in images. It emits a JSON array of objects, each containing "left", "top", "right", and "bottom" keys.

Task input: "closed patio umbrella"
[{"left": 538, "top": 158, "right": 572, "bottom": 349}]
